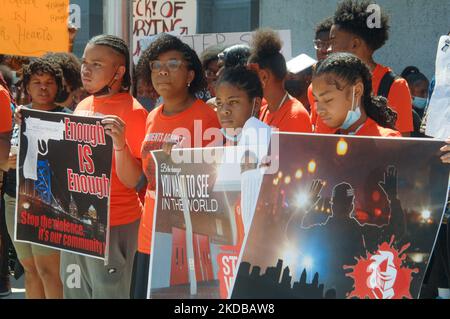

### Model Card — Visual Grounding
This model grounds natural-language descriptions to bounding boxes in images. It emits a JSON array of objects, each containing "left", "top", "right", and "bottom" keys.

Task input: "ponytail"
[{"left": 314, "top": 52, "right": 398, "bottom": 129}]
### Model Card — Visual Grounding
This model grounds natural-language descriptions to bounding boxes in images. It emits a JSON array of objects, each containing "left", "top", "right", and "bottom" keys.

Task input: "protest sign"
[
  {"left": 231, "top": 133, "right": 449, "bottom": 299},
  {"left": 16, "top": 109, "right": 113, "bottom": 260},
  {"left": 135, "top": 29, "right": 292, "bottom": 64},
  {"left": 0, "top": 0, "right": 70, "bottom": 56},
  {"left": 148, "top": 142, "right": 272, "bottom": 299},
  {"left": 132, "top": 0, "right": 197, "bottom": 63}
]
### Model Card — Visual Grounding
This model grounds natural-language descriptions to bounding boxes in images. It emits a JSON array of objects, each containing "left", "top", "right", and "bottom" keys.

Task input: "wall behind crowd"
[{"left": 260, "top": 0, "right": 449, "bottom": 79}]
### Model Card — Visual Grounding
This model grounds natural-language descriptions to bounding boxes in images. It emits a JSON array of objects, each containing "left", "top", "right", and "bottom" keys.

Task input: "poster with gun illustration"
[
  {"left": 147, "top": 144, "right": 269, "bottom": 299},
  {"left": 231, "top": 133, "right": 449, "bottom": 299},
  {"left": 16, "top": 109, "right": 113, "bottom": 260}
]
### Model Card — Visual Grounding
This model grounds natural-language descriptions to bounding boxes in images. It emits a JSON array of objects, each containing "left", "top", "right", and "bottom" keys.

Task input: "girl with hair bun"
[{"left": 248, "top": 29, "right": 312, "bottom": 133}]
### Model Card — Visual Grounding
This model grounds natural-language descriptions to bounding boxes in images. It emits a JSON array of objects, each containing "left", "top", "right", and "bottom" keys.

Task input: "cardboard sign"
[{"left": 0, "top": 0, "right": 70, "bottom": 56}]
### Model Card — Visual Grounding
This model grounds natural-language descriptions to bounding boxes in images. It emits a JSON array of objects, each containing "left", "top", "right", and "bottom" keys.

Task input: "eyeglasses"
[
  {"left": 313, "top": 39, "right": 331, "bottom": 50},
  {"left": 149, "top": 59, "right": 184, "bottom": 72}
]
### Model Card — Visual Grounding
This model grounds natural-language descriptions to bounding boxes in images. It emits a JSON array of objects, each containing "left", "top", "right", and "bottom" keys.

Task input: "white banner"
[
  {"left": 135, "top": 29, "right": 292, "bottom": 65},
  {"left": 425, "top": 35, "right": 450, "bottom": 139}
]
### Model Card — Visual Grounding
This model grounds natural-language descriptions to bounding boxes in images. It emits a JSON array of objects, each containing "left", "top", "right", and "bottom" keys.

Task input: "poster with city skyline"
[
  {"left": 15, "top": 109, "right": 113, "bottom": 260},
  {"left": 148, "top": 146, "right": 261, "bottom": 299},
  {"left": 231, "top": 133, "right": 449, "bottom": 299}
]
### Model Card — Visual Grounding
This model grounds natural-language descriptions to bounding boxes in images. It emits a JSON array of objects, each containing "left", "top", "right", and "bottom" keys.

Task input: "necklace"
[{"left": 262, "top": 92, "right": 290, "bottom": 125}]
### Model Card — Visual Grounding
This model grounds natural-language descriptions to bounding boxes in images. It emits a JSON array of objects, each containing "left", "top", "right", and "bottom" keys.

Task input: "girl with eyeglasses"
[{"left": 117, "top": 34, "right": 220, "bottom": 298}]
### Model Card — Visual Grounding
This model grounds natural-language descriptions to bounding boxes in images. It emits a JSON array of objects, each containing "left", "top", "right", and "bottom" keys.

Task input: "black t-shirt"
[{"left": 3, "top": 105, "right": 73, "bottom": 197}]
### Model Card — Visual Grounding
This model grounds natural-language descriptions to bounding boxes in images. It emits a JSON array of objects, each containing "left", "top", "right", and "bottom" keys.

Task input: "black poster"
[
  {"left": 16, "top": 109, "right": 113, "bottom": 260},
  {"left": 231, "top": 133, "right": 449, "bottom": 299}
]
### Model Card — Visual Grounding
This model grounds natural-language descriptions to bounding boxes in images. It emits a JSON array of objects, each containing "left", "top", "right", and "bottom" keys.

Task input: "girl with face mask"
[
  {"left": 312, "top": 53, "right": 400, "bottom": 137},
  {"left": 312, "top": 53, "right": 450, "bottom": 163},
  {"left": 214, "top": 67, "right": 270, "bottom": 297},
  {"left": 401, "top": 66, "right": 430, "bottom": 118},
  {"left": 215, "top": 66, "right": 265, "bottom": 145}
]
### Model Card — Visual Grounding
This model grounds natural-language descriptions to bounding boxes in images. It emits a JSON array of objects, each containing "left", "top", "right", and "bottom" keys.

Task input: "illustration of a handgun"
[{"left": 23, "top": 117, "right": 65, "bottom": 180}]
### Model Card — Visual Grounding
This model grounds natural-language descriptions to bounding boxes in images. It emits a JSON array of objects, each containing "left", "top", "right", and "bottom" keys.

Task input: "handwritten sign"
[
  {"left": 181, "top": 30, "right": 292, "bottom": 61},
  {"left": 133, "top": 0, "right": 197, "bottom": 62},
  {"left": 135, "top": 30, "right": 292, "bottom": 64},
  {"left": 0, "top": 0, "right": 70, "bottom": 57}
]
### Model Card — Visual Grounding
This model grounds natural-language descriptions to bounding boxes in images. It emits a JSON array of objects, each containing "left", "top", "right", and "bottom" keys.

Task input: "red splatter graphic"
[{"left": 344, "top": 236, "right": 419, "bottom": 299}]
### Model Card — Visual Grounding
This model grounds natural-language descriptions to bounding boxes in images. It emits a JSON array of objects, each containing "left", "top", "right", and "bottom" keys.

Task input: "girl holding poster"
[
  {"left": 3, "top": 57, "right": 71, "bottom": 299},
  {"left": 108, "top": 34, "right": 220, "bottom": 298},
  {"left": 215, "top": 66, "right": 264, "bottom": 145},
  {"left": 214, "top": 66, "right": 272, "bottom": 298}
]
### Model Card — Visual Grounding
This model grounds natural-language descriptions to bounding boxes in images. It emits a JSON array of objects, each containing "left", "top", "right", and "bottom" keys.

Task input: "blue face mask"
[
  {"left": 341, "top": 86, "right": 362, "bottom": 130},
  {"left": 412, "top": 96, "right": 428, "bottom": 110}
]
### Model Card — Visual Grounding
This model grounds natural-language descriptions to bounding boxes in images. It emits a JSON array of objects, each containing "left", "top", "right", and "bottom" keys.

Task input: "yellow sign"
[{"left": 0, "top": 0, "right": 70, "bottom": 57}]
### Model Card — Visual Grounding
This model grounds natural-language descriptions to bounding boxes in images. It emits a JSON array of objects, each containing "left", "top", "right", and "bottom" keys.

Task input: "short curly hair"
[
  {"left": 22, "top": 57, "right": 64, "bottom": 94},
  {"left": 43, "top": 52, "right": 82, "bottom": 91},
  {"left": 139, "top": 34, "right": 206, "bottom": 95},
  {"left": 315, "top": 17, "right": 334, "bottom": 38},
  {"left": 333, "top": 0, "right": 390, "bottom": 51}
]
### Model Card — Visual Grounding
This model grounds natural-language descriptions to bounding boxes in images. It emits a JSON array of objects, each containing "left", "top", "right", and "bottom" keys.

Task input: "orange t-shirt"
[
  {"left": 354, "top": 118, "right": 401, "bottom": 137},
  {"left": 372, "top": 64, "right": 413, "bottom": 133},
  {"left": 0, "top": 86, "right": 12, "bottom": 133},
  {"left": 138, "top": 99, "right": 220, "bottom": 254},
  {"left": 310, "top": 64, "right": 413, "bottom": 134},
  {"left": 259, "top": 97, "right": 312, "bottom": 133},
  {"left": 75, "top": 93, "right": 148, "bottom": 227}
]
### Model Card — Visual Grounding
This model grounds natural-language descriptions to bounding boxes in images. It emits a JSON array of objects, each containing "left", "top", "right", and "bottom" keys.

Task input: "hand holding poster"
[
  {"left": 0, "top": 0, "right": 70, "bottom": 56},
  {"left": 231, "top": 133, "right": 449, "bottom": 299},
  {"left": 16, "top": 109, "right": 113, "bottom": 260},
  {"left": 148, "top": 145, "right": 269, "bottom": 299}
]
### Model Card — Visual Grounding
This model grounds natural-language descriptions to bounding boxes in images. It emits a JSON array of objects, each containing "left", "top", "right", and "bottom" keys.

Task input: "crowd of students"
[{"left": 0, "top": 0, "right": 449, "bottom": 299}]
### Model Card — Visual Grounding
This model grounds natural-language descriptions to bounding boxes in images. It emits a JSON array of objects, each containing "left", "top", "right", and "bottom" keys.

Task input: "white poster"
[
  {"left": 135, "top": 30, "right": 292, "bottom": 65},
  {"left": 132, "top": 0, "right": 197, "bottom": 64},
  {"left": 425, "top": 35, "right": 450, "bottom": 139},
  {"left": 180, "top": 30, "right": 292, "bottom": 61}
]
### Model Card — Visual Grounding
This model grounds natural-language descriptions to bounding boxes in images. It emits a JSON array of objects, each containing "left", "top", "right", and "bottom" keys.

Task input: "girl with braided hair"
[
  {"left": 312, "top": 52, "right": 400, "bottom": 137},
  {"left": 59, "top": 34, "right": 149, "bottom": 299}
]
